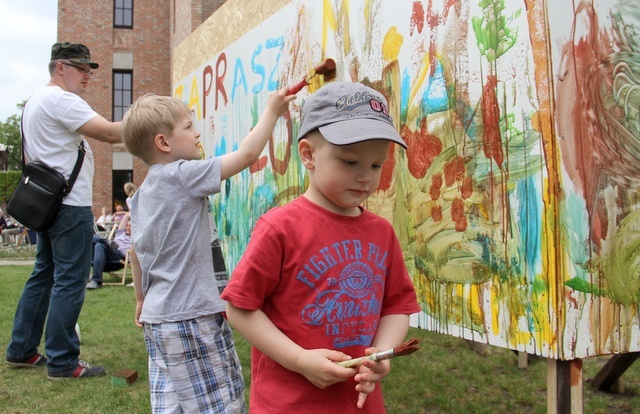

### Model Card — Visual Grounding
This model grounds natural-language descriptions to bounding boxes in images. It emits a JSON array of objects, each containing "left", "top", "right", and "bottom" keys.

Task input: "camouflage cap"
[{"left": 50, "top": 42, "right": 99, "bottom": 69}]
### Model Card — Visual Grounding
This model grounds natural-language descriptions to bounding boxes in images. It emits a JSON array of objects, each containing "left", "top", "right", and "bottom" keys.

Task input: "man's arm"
[{"left": 77, "top": 116, "right": 122, "bottom": 144}]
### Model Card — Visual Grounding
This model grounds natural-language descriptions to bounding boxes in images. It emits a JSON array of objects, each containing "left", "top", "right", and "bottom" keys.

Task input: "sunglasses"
[{"left": 61, "top": 62, "right": 94, "bottom": 77}]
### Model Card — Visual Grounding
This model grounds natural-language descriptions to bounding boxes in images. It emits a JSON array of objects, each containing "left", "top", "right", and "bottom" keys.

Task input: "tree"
[{"left": 0, "top": 101, "right": 25, "bottom": 171}]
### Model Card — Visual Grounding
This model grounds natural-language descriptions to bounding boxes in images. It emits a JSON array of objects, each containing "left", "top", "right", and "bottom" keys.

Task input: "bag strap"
[
  {"left": 21, "top": 110, "right": 86, "bottom": 196},
  {"left": 64, "top": 141, "right": 86, "bottom": 196}
]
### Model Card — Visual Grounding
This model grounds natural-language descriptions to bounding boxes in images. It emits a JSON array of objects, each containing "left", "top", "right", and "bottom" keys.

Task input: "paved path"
[{"left": 0, "top": 260, "right": 35, "bottom": 266}]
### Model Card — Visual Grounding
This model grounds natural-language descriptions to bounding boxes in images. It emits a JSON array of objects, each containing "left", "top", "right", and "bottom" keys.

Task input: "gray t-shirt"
[{"left": 131, "top": 158, "right": 224, "bottom": 324}]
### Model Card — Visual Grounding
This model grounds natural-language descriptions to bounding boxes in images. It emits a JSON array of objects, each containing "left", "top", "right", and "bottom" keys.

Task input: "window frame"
[
  {"left": 112, "top": 70, "right": 133, "bottom": 122},
  {"left": 114, "top": 0, "right": 133, "bottom": 29}
]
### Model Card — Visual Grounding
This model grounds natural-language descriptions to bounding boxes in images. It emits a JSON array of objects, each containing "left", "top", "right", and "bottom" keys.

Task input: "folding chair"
[
  {"left": 94, "top": 220, "right": 109, "bottom": 238},
  {"left": 102, "top": 250, "right": 131, "bottom": 286}
]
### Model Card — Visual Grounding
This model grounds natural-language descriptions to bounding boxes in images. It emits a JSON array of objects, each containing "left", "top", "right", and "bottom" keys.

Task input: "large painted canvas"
[{"left": 172, "top": 0, "right": 639, "bottom": 360}]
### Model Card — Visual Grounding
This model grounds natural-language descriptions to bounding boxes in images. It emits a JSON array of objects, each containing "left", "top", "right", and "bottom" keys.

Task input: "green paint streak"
[
  {"left": 564, "top": 277, "right": 604, "bottom": 296},
  {"left": 602, "top": 209, "right": 640, "bottom": 306},
  {"left": 472, "top": 0, "right": 521, "bottom": 64}
]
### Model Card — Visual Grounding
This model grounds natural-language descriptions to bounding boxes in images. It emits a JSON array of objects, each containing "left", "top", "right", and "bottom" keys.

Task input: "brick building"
[{"left": 57, "top": 0, "right": 226, "bottom": 217}]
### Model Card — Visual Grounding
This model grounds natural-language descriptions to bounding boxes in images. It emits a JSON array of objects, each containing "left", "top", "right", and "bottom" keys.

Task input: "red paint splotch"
[
  {"left": 443, "top": 155, "right": 465, "bottom": 187},
  {"left": 249, "top": 156, "right": 268, "bottom": 173},
  {"left": 432, "top": 204, "right": 443, "bottom": 222},
  {"left": 402, "top": 118, "right": 443, "bottom": 179},
  {"left": 411, "top": 2, "right": 425, "bottom": 35},
  {"left": 481, "top": 75, "right": 504, "bottom": 168},
  {"left": 378, "top": 143, "right": 398, "bottom": 191},
  {"left": 430, "top": 173, "right": 443, "bottom": 200},
  {"left": 452, "top": 197, "right": 467, "bottom": 232},
  {"left": 461, "top": 175, "right": 473, "bottom": 199}
]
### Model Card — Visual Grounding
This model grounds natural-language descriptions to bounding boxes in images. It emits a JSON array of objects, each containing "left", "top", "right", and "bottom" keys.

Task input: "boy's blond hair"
[{"left": 122, "top": 93, "right": 192, "bottom": 164}]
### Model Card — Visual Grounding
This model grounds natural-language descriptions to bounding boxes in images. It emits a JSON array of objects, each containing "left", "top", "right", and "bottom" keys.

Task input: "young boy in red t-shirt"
[{"left": 222, "top": 81, "right": 421, "bottom": 413}]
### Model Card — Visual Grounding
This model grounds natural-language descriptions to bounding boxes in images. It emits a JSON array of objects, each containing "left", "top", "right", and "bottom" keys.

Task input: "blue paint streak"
[
  {"left": 421, "top": 60, "right": 449, "bottom": 115},
  {"left": 516, "top": 176, "right": 541, "bottom": 280}
]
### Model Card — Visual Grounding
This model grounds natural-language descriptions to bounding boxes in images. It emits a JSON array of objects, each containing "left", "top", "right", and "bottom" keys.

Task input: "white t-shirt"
[{"left": 22, "top": 85, "right": 97, "bottom": 206}]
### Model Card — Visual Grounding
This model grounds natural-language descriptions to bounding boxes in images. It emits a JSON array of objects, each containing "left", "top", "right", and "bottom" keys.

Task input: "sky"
[{"left": 0, "top": 1, "right": 57, "bottom": 121}]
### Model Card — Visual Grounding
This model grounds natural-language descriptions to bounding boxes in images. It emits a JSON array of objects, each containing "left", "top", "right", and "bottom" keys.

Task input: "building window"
[
  {"left": 114, "top": 0, "right": 133, "bottom": 28},
  {"left": 113, "top": 71, "right": 133, "bottom": 122}
]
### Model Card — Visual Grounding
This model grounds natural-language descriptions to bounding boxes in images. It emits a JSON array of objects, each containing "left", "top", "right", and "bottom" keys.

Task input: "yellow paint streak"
[
  {"left": 524, "top": 0, "right": 563, "bottom": 356},
  {"left": 491, "top": 283, "right": 500, "bottom": 336},
  {"left": 531, "top": 286, "right": 556, "bottom": 354},
  {"left": 409, "top": 51, "right": 431, "bottom": 109},
  {"left": 382, "top": 26, "right": 403, "bottom": 61},
  {"left": 174, "top": 84, "right": 184, "bottom": 101},
  {"left": 322, "top": 1, "right": 337, "bottom": 53},
  {"left": 322, "top": 0, "right": 351, "bottom": 56},
  {"left": 188, "top": 77, "right": 202, "bottom": 121},
  {"left": 515, "top": 330, "right": 533, "bottom": 345},
  {"left": 363, "top": 0, "right": 372, "bottom": 48},
  {"left": 469, "top": 284, "right": 484, "bottom": 327}
]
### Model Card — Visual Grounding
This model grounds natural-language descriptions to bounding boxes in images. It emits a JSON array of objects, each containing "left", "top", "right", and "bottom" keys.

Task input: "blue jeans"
[
  {"left": 90, "top": 234, "right": 125, "bottom": 283},
  {"left": 6, "top": 205, "right": 94, "bottom": 373}
]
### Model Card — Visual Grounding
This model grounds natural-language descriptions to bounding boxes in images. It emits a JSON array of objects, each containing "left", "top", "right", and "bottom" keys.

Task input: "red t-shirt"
[{"left": 222, "top": 196, "right": 421, "bottom": 413}]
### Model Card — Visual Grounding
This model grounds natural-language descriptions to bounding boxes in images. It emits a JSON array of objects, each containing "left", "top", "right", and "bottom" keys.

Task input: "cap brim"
[
  {"left": 69, "top": 58, "right": 99, "bottom": 69},
  {"left": 318, "top": 119, "right": 407, "bottom": 148}
]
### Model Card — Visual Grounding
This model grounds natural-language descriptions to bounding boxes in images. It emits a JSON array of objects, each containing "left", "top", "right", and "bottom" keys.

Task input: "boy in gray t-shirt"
[{"left": 121, "top": 89, "right": 294, "bottom": 413}]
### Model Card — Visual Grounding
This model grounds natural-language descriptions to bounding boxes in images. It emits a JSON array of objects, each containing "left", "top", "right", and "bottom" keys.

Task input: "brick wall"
[
  {"left": 57, "top": 0, "right": 226, "bottom": 218},
  {"left": 57, "top": 0, "right": 172, "bottom": 218}
]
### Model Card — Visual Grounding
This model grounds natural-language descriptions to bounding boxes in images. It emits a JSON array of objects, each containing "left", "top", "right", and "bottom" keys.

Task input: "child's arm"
[
  {"left": 129, "top": 245, "right": 144, "bottom": 328},
  {"left": 226, "top": 302, "right": 358, "bottom": 389},
  {"left": 219, "top": 87, "right": 295, "bottom": 180},
  {"left": 354, "top": 314, "right": 410, "bottom": 409}
]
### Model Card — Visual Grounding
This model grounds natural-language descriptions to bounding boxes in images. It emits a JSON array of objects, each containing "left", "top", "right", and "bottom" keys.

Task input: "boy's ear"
[
  {"left": 154, "top": 133, "right": 171, "bottom": 153},
  {"left": 298, "top": 139, "right": 315, "bottom": 169}
]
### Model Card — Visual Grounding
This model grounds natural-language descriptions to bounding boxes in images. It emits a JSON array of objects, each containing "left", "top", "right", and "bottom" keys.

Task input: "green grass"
[{"left": 1, "top": 266, "right": 640, "bottom": 413}]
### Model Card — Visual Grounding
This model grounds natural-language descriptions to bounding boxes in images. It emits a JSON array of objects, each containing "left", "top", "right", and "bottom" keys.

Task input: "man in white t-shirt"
[{"left": 5, "top": 42, "right": 122, "bottom": 379}]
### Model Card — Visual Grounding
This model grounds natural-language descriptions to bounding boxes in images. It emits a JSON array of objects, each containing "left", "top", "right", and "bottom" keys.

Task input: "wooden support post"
[
  {"left": 547, "top": 358, "right": 583, "bottom": 414},
  {"left": 518, "top": 352, "right": 529, "bottom": 369},
  {"left": 590, "top": 352, "right": 640, "bottom": 392}
]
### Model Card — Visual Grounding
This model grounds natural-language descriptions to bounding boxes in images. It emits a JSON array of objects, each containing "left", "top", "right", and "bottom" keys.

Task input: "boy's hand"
[
  {"left": 293, "top": 348, "right": 357, "bottom": 389},
  {"left": 353, "top": 347, "right": 392, "bottom": 409},
  {"left": 134, "top": 300, "right": 143, "bottom": 328},
  {"left": 265, "top": 87, "right": 297, "bottom": 118}
]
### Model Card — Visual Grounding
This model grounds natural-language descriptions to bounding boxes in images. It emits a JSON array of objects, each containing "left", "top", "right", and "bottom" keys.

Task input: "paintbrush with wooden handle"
[
  {"left": 287, "top": 58, "right": 337, "bottom": 95},
  {"left": 337, "top": 338, "right": 421, "bottom": 368}
]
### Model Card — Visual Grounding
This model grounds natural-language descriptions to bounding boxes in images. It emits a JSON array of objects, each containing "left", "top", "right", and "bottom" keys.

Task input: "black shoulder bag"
[{"left": 7, "top": 116, "right": 86, "bottom": 232}]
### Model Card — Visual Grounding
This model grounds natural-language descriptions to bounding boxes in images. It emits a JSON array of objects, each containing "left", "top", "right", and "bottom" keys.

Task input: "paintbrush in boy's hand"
[{"left": 337, "top": 338, "right": 421, "bottom": 368}]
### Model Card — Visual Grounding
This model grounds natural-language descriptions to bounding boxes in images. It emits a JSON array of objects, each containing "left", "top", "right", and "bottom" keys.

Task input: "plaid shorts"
[{"left": 144, "top": 313, "right": 246, "bottom": 414}]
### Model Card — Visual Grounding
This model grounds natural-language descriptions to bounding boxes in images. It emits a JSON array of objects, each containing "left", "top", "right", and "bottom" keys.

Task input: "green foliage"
[
  {"left": 0, "top": 171, "right": 22, "bottom": 206},
  {"left": 0, "top": 101, "right": 24, "bottom": 172},
  {"left": 1, "top": 267, "right": 640, "bottom": 413}
]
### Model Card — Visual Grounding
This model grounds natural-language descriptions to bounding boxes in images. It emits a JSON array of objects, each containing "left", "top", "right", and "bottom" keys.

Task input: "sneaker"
[
  {"left": 48, "top": 360, "right": 105, "bottom": 380},
  {"left": 6, "top": 353, "right": 46, "bottom": 368},
  {"left": 87, "top": 281, "right": 101, "bottom": 290}
]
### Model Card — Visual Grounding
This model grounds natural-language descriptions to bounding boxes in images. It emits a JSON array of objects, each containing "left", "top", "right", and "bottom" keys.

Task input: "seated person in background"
[
  {"left": 111, "top": 204, "right": 127, "bottom": 222},
  {"left": 2, "top": 218, "right": 26, "bottom": 246},
  {"left": 95, "top": 206, "right": 112, "bottom": 231},
  {"left": 87, "top": 213, "right": 131, "bottom": 290},
  {"left": 0, "top": 209, "right": 8, "bottom": 244}
]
